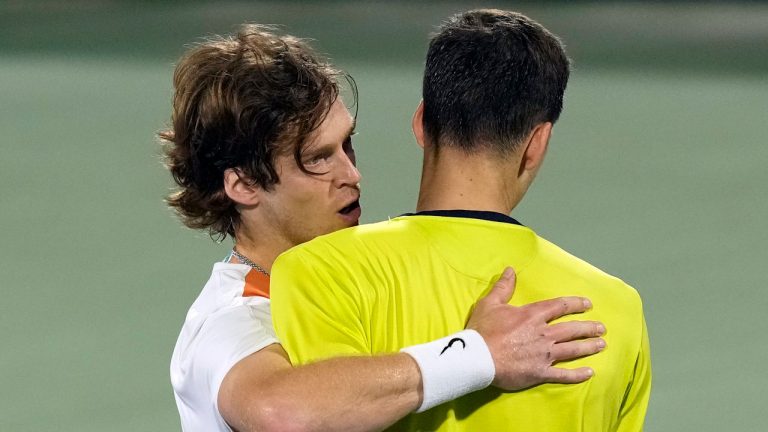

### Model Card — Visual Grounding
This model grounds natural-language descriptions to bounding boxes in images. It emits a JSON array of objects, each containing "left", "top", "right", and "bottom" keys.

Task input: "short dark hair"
[
  {"left": 159, "top": 24, "right": 354, "bottom": 240},
  {"left": 422, "top": 9, "right": 570, "bottom": 153}
]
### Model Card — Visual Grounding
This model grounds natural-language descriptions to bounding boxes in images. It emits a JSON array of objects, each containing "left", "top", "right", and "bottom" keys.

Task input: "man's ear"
[
  {"left": 520, "top": 122, "right": 552, "bottom": 174},
  {"left": 412, "top": 100, "right": 426, "bottom": 149},
  {"left": 223, "top": 168, "right": 261, "bottom": 206}
]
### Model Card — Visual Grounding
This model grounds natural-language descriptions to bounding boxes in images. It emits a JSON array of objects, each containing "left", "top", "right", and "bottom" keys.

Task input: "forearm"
[{"left": 220, "top": 346, "right": 422, "bottom": 432}]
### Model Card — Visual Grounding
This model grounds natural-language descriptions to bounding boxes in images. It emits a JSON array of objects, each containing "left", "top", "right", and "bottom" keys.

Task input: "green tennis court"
[{"left": 1, "top": 2, "right": 766, "bottom": 431}]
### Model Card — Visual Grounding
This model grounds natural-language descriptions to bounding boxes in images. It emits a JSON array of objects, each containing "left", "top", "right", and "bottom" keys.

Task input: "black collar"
[{"left": 400, "top": 209, "right": 523, "bottom": 226}]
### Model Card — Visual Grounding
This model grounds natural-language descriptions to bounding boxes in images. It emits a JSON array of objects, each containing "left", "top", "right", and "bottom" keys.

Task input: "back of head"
[
  {"left": 160, "top": 24, "right": 348, "bottom": 240},
  {"left": 422, "top": 9, "right": 570, "bottom": 154}
]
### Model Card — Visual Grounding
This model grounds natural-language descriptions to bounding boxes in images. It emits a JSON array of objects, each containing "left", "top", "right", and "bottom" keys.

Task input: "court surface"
[{"left": 1, "top": 2, "right": 766, "bottom": 430}]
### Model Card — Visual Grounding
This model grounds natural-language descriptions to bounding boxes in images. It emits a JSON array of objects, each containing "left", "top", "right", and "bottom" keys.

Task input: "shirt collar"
[{"left": 400, "top": 209, "right": 523, "bottom": 226}]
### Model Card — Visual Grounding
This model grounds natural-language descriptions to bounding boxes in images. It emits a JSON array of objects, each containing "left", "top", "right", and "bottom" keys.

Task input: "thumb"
[{"left": 485, "top": 267, "right": 516, "bottom": 304}]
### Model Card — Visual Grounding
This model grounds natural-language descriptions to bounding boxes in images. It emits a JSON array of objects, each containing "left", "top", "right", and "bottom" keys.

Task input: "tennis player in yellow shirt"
[{"left": 272, "top": 9, "right": 650, "bottom": 431}]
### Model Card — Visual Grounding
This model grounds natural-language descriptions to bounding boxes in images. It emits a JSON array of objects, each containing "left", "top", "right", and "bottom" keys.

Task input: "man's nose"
[{"left": 334, "top": 152, "right": 362, "bottom": 187}]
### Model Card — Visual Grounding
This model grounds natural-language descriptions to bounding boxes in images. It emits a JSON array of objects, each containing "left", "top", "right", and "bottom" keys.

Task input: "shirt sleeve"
[
  {"left": 187, "top": 303, "right": 279, "bottom": 417},
  {"left": 271, "top": 248, "right": 370, "bottom": 365},
  {"left": 616, "top": 312, "right": 652, "bottom": 432}
]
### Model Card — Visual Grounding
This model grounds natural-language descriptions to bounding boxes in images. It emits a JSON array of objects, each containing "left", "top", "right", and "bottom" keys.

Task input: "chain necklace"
[{"left": 230, "top": 249, "right": 270, "bottom": 277}]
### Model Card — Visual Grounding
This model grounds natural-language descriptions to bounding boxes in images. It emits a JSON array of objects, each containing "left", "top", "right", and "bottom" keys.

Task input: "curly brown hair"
[{"left": 159, "top": 24, "right": 353, "bottom": 240}]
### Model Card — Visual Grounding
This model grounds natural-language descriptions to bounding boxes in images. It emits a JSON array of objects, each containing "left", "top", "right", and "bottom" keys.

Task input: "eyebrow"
[
  {"left": 336, "top": 119, "right": 356, "bottom": 145},
  {"left": 304, "top": 117, "right": 356, "bottom": 153}
]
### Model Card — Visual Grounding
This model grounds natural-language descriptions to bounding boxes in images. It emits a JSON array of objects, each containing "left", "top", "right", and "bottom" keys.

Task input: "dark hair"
[
  {"left": 422, "top": 9, "right": 570, "bottom": 153},
  {"left": 159, "top": 24, "right": 354, "bottom": 240}
]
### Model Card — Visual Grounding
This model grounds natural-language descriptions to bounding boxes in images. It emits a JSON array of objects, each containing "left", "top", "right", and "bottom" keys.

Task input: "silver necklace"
[{"left": 231, "top": 249, "right": 270, "bottom": 276}]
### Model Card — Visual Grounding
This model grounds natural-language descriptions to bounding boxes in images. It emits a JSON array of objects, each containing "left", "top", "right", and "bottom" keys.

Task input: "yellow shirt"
[{"left": 272, "top": 212, "right": 651, "bottom": 431}]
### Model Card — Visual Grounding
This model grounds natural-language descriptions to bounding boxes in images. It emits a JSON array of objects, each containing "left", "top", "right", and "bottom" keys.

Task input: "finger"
[
  {"left": 483, "top": 267, "right": 517, "bottom": 304},
  {"left": 542, "top": 366, "right": 595, "bottom": 384},
  {"left": 546, "top": 321, "right": 606, "bottom": 343},
  {"left": 549, "top": 338, "right": 606, "bottom": 362},
  {"left": 529, "top": 296, "right": 592, "bottom": 322}
]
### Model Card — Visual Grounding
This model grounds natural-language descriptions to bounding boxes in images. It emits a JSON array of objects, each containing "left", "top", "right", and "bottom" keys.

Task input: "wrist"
[{"left": 401, "top": 329, "right": 495, "bottom": 412}]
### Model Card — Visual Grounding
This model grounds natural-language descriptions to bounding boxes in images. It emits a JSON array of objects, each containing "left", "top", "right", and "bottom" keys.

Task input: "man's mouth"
[{"left": 339, "top": 199, "right": 361, "bottom": 216}]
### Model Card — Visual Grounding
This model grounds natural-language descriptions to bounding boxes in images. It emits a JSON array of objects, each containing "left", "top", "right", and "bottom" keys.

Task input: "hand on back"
[{"left": 467, "top": 267, "right": 606, "bottom": 390}]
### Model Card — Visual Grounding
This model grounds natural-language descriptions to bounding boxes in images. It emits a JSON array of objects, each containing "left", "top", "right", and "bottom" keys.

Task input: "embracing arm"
[
  {"left": 219, "top": 268, "right": 606, "bottom": 432},
  {"left": 218, "top": 344, "right": 421, "bottom": 432}
]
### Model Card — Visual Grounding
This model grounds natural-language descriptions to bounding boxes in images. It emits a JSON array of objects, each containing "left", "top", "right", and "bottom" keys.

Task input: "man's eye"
[
  {"left": 343, "top": 135, "right": 356, "bottom": 157},
  {"left": 304, "top": 154, "right": 329, "bottom": 166}
]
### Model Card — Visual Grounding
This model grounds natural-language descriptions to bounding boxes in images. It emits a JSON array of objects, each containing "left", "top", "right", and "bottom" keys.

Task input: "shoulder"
[
  {"left": 532, "top": 235, "right": 646, "bottom": 345},
  {"left": 172, "top": 301, "right": 277, "bottom": 378},
  {"left": 535, "top": 235, "right": 642, "bottom": 303},
  {"left": 525, "top": 236, "right": 649, "bottom": 369},
  {"left": 173, "top": 263, "right": 278, "bottom": 364},
  {"left": 171, "top": 263, "right": 279, "bottom": 421},
  {"left": 302, "top": 218, "right": 412, "bottom": 248},
  {"left": 275, "top": 219, "right": 414, "bottom": 270}
]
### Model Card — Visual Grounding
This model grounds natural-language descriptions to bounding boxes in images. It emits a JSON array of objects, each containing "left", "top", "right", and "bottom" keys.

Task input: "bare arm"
[
  {"left": 219, "top": 268, "right": 606, "bottom": 432},
  {"left": 218, "top": 344, "right": 421, "bottom": 432}
]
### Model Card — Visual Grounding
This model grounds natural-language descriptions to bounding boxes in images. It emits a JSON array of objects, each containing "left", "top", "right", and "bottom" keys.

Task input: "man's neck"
[
  {"left": 416, "top": 147, "right": 524, "bottom": 215},
  {"left": 230, "top": 225, "right": 289, "bottom": 273}
]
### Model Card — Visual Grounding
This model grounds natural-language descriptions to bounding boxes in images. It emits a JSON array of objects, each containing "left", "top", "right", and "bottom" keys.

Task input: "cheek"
[
  {"left": 274, "top": 183, "right": 330, "bottom": 215},
  {"left": 286, "top": 175, "right": 331, "bottom": 203},
  {"left": 270, "top": 164, "right": 336, "bottom": 214}
]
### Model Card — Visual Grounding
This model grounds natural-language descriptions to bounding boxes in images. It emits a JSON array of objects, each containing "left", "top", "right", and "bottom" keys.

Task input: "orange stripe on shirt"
[{"left": 243, "top": 269, "right": 270, "bottom": 298}]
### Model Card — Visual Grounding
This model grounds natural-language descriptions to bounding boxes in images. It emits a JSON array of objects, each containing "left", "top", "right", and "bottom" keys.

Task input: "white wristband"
[{"left": 401, "top": 329, "right": 495, "bottom": 413}]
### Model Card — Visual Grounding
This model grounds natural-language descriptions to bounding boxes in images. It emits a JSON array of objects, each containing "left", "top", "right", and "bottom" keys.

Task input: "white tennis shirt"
[{"left": 170, "top": 262, "right": 277, "bottom": 431}]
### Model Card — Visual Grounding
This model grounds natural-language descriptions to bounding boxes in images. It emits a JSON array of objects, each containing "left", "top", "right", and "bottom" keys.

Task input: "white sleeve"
[
  {"left": 172, "top": 301, "right": 279, "bottom": 431},
  {"left": 200, "top": 304, "right": 279, "bottom": 408}
]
